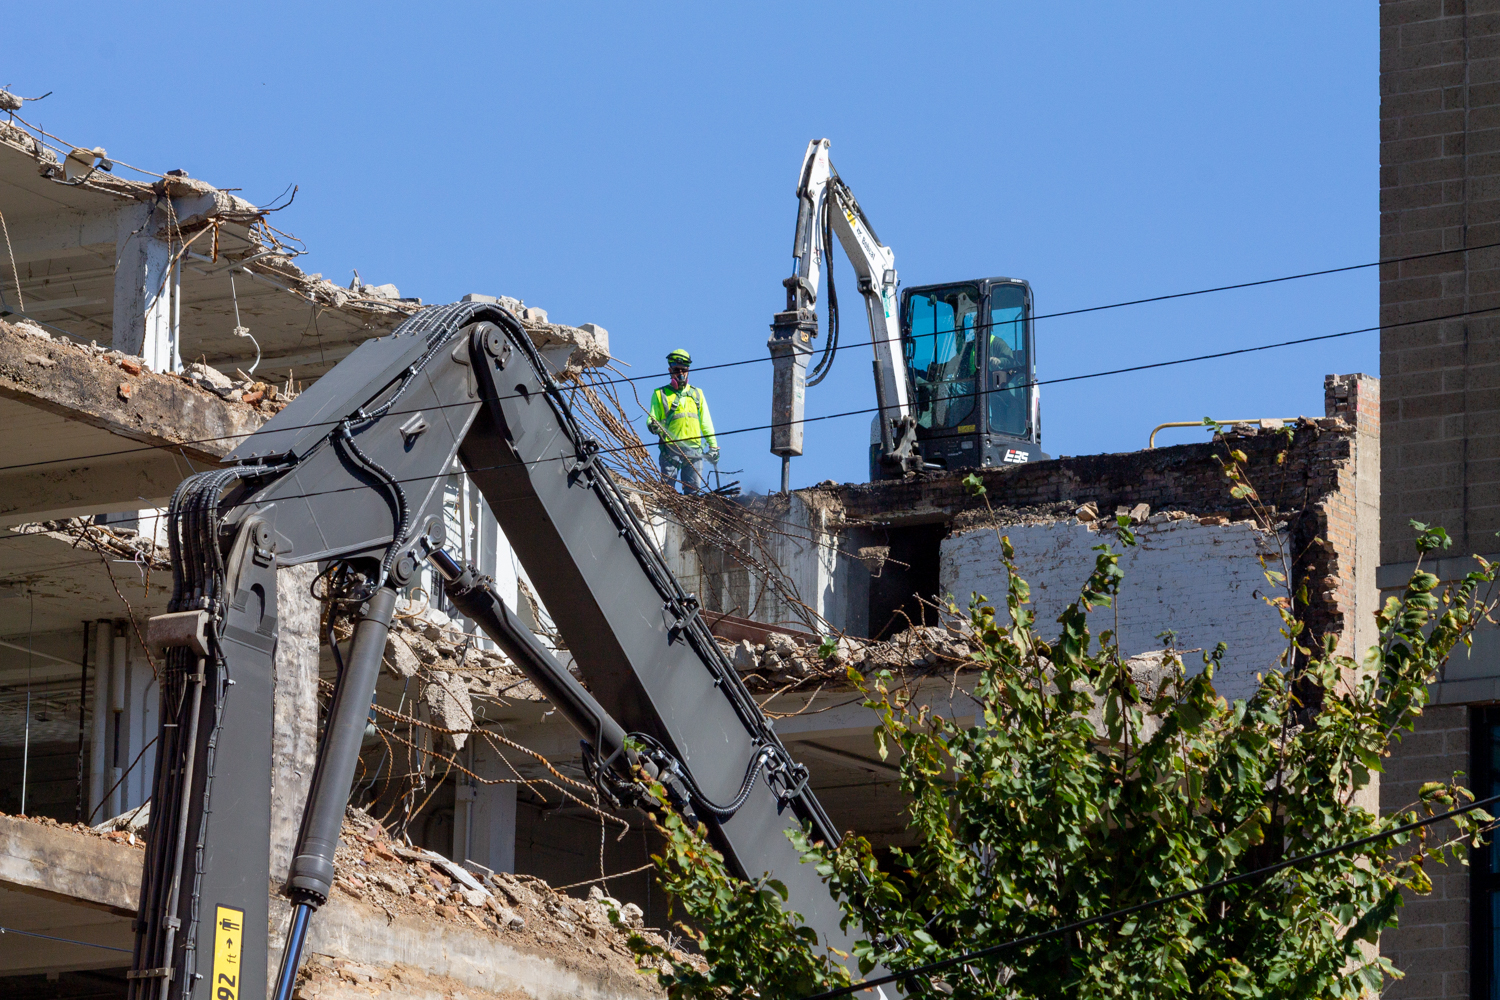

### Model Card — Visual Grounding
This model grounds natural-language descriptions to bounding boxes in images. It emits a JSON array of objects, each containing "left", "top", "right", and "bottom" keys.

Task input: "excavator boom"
[{"left": 131, "top": 302, "right": 876, "bottom": 999}]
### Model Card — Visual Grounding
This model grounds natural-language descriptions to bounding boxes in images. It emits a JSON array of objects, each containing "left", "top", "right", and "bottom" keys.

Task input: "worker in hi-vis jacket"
[{"left": 648, "top": 349, "right": 718, "bottom": 493}]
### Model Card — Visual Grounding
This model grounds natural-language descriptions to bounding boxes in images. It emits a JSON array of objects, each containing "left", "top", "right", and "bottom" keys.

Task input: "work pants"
[{"left": 659, "top": 446, "right": 705, "bottom": 493}]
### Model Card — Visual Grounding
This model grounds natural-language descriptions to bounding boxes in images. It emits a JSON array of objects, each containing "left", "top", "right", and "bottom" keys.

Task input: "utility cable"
[
  {"left": 0, "top": 236, "right": 1484, "bottom": 477},
  {"left": 542, "top": 236, "right": 1500, "bottom": 386},
  {"left": 0, "top": 301, "right": 1418, "bottom": 521},
  {"left": 799, "top": 791, "right": 1500, "bottom": 1000},
  {"left": 0, "top": 286, "right": 1487, "bottom": 532},
  {"left": 0, "top": 924, "right": 132, "bottom": 954},
  {"left": 0, "top": 287, "right": 1444, "bottom": 480}
]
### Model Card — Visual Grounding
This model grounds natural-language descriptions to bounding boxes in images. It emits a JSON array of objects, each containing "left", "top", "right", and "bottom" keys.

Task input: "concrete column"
[
  {"left": 270, "top": 563, "right": 320, "bottom": 883},
  {"left": 450, "top": 746, "right": 474, "bottom": 863},
  {"left": 112, "top": 203, "right": 179, "bottom": 373},
  {"left": 107, "top": 625, "right": 127, "bottom": 820},
  {"left": 122, "top": 646, "right": 156, "bottom": 813},
  {"left": 87, "top": 620, "right": 111, "bottom": 821},
  {"left": 1326, "top": 373, "right": 1382, "bottom": 821},
  {"left": 475, "top": 492, "right": 520, "bottom": 647},
  {"left": 466, "top": 742, "right": 516, "bottom": 873}
]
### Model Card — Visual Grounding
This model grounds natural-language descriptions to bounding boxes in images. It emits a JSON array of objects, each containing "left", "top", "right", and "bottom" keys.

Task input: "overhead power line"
[
  {"left": 800, "top": 791, "right": 1500, "bottom": 1000},
  {"left": 0, "top": 312, "right": 1383, "bottom": 531},
  {"left": 0, "top": 923, "right": 132, "bottom": 954},
  {"left": 0, "top": 287, "right": 1460, "bottom": 482},
  {"left": 0, "top": 297, "right": 1473, "bottom": 528},
  {"left": 615, "top": 236, "right": 1500, "bottom": 383},
  {"left": 0, "top": 236, "right": 1476, "bottom": 477}
]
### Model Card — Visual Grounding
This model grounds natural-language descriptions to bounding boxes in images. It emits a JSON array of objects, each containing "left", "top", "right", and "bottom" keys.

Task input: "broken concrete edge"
[
  {"left": 0, "top": 317, "right": 274, "bottom": 459},
  {"left": 7, "top": 516, "right": 171, "bottom": 569},
  {"left": 0, "top": 813, "right": 141, "bottom": 916},
  {"left": 0, "top": 115, "right": 276, "bottom": 219},
  {"left": 0, "top": 117, "right": 158, "bottom": 204},
  {"left": 0, "top": 808, "right": 673, "bottom": 997},
  {"left": 0, "top": 117, "right": 608, "bottom": 372},
  {"left": 0, "top": 305, "right": 604, "bottom": 486}
]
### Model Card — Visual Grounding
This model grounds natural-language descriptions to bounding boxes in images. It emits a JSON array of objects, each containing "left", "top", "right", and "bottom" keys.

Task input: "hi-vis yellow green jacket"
[{"left": 649, "top": 384, "right": 717, "bottom": 451}]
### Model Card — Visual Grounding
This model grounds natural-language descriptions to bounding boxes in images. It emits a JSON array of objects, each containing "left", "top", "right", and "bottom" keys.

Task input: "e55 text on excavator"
[
  {"left": 768, "top": 138, "right": 1048, "bottom": 488},
  {"left": 128, "top": 302, "right": 894, "bottom": 1000}
]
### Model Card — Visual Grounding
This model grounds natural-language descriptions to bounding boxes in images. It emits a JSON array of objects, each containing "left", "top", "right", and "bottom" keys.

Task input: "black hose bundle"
[{"left": 805, "top": 188, "right": 839, "bottom": 387}]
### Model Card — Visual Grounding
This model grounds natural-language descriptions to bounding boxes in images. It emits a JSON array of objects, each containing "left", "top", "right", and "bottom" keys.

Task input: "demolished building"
[{"left": 0, "top": 94, "right": 1383, "bottom": 999}]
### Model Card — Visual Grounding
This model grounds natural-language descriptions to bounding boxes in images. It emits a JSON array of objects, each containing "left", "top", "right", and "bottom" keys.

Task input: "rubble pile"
[
  {"left": 3, "top": 810, "right": 150, "bottom": 849},
  {"left": 180, "top": 361, "right": 294, "bottom": 412},
  {"left": 385, "top": 609, "right": 515, "bottom": 683},
  {"left": 718, "top": 624, "right": 978, "bottom": 691},
  {"left": 5, "top": 318, "right": 292, "bottom": 413},
  {"left": 379, "top": 608, "right": 553, "bottom": 751},
  {"left": 326, "top": 808, "right": 688, "bottom": 985},
  {"left": 5, "top": 808, "right": 682, "bottom": 993}
]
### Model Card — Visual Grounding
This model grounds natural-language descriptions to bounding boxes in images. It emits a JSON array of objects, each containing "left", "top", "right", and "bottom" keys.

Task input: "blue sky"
[{"left": 6, "top": 3, "right": 1375, "bottom": 492}]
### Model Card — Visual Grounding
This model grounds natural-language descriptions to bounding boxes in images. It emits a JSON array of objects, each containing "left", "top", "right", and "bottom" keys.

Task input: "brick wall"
[
  {"left": 832, "top": 416, "right": 1355, "bottom": 529},
  {"left": 1382, "top": 0, "right": 1500, "bottom": 568},
  {"left": 939, "top": 517, "right": 1288, "bottom": 702},
  {"left": 1381, "top": 704, "right": 1472, "bottom": 999}
]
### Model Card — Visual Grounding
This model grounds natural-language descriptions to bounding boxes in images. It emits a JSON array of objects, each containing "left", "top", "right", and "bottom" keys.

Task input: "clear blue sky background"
[{"left": 6, "top": 3, "right": 1375, "bottom": 493}]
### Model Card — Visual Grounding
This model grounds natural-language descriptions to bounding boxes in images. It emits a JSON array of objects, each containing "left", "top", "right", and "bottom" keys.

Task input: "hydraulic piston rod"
[
  {"left": 273, "top": 586, "right": 398, "bottom": 1000},
  {"left": 428, "top": 550, "right": 631, "bottom": 770}
]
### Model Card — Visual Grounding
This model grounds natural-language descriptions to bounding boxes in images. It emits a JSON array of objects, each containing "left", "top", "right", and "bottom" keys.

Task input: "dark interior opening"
[
  {"left": 867, "top": 522, "right": 947, "bottom": 640},
  {"left": 0, "top": 969, "right": 130, "bottom": 999}
]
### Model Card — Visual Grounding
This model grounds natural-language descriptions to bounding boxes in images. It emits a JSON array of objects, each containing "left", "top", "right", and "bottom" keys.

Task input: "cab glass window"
[
  {"left": 904, "top": 284, "right": 981, "bottom": 431},
  {"left": 985, "top": 284, "right": 1029, "bottom": 438}
]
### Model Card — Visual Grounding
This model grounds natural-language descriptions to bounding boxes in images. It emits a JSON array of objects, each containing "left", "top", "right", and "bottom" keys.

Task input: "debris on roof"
[
  {"left": 319, "top": 807, "right": 688, "bottom": 991},
  {"left": 716, "top": 623, "right": 980, "bottom": 691}
]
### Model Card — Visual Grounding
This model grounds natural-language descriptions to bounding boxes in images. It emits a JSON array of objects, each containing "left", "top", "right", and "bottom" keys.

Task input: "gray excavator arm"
[{"left": 129, "top": 302, "right": 882, "bottom": 1000}]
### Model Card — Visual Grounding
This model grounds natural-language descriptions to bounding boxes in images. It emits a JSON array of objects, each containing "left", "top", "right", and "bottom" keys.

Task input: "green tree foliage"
[{"left": 623, "top": 499, "right": 1499, "bottom": 999}]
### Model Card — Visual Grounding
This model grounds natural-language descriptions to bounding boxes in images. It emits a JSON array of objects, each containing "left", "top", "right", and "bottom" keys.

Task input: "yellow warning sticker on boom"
[{"left": 211, "top": 904, "right": 244, "bottom": 1000}]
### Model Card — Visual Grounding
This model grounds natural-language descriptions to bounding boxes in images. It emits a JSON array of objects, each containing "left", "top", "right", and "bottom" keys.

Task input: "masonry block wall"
[
  {"left": 1382, "top": 0, "right": 1500, "bottom": 569},
  {"left": 939, "top": 518, "right": 1287, "bottom": 702},
  {"left": 843, "top": 380, "right": 1375, "bottom": 653},
  {"left": 660, "top": 374, "right": 1377, "bottom": 679},
  {"left": 1381, "top": 3, "right": 1500, "bottom": 994},
  {"left": 1381, "top": 705, "right": 1473, "bottom": 1000}
]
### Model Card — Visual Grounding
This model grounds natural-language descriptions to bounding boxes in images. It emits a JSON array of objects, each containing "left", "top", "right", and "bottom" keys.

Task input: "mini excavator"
[
  {"left": 128, "top": 302, "right": 890, "bottom": 1000},
  {"left": 769, "top": 138, "right": 1047, "bottom": 487}
]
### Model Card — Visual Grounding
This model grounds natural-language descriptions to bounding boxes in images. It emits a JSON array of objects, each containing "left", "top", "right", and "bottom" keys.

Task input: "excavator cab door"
[{"left": 886, "top": 277, "right": 1046, "bottom": 478}]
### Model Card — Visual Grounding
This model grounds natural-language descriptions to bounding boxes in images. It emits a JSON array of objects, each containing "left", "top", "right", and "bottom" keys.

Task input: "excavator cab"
[{"left": 887, "top": 277, "right": 1046, "bottom": 475}]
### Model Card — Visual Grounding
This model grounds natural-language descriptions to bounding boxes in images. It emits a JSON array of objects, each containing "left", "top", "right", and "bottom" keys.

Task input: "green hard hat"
[{"left": 666, "top": 349, "right": 692, "bottom": 366}]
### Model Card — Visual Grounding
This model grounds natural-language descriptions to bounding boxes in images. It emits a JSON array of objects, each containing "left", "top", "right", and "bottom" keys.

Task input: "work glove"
[
  {"left": 707, "top": 447, "right": 720, "bottom": 463},
  {"left": 647, "top": 419, "right": 663, "bottom": 437}
]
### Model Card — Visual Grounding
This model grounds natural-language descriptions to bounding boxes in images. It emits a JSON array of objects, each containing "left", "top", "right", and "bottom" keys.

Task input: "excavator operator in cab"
[{"left": 648, "top": 349, "right": 719, "bottom": 493}]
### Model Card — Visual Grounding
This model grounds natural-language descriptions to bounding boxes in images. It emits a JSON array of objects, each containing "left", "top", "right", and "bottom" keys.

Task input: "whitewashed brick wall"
[{"left": 939, "top": 517, "right": 1289, "bottom": 702}]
